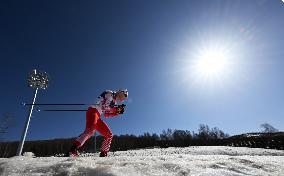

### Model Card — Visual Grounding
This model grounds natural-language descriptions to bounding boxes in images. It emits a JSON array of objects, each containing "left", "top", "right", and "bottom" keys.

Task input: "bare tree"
[
  {"left": 260, "top": 123, "right": 279, "bottom": 133},
  {"left": 209, "top": 127, "right": 229, "bottom": 139},
  {"left": 198, "top": 124, "right": 210, "bottom": 140},
  {"left": 160, "top": 128, "right": 173, "bottom": 140},
  {"left": 173, "top": 130, "right": 187, "bottom": 141}
]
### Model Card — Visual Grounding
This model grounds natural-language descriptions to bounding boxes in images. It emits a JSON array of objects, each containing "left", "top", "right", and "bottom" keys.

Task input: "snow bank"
[
  {"left": 22, "top": 152, "right": 35, "bottom": 158},
  {"left": 0, "top": 146, "right": 283, "bottom": 176}
]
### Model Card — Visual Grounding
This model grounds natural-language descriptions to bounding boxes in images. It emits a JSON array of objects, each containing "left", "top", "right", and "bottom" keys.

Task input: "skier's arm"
[
  {"left": 104, "top": 104, "right": 126, "bottom": 118},
  {"left": 104, "top": 112, "right": 119, "bottom": 118},
  {"left": 104, "top": 106, "right": 119, "bottom": 118}
]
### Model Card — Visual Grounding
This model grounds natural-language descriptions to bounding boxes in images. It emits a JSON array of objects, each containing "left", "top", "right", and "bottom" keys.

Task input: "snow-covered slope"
[{"left": 0, "top": 146, "right": 283, "bottom": 176}]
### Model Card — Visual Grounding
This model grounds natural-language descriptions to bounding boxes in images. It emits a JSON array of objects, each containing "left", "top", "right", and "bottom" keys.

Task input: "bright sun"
[
  {"left": 176, "top": 39, "right": 238, "bottom": 89},
  {"left": 190, "top": 45, "right": 233, "bottom": 83},
  {"left": 195, "top": 48, "right": 229, "bottom": 78}
]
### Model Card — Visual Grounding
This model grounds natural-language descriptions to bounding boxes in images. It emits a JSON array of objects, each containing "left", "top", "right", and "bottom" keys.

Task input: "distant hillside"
[
  {"left": 225, "top": 132, "right": 284, "bottom": 150},
  {"left": 229, "top": 132, "right": 284, "bottom": 139}
]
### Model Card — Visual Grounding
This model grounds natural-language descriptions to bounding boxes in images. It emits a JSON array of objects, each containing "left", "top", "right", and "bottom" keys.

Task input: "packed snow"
[{"left": 0, "top": 146, "right": 283, "bottom": 176}]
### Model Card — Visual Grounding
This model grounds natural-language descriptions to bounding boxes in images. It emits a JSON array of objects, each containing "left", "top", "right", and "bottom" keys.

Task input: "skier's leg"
[
  {"left": 75, "top": 107, "right": 100, "bottom": 147},
  {"left": 95, "top": 118, "right": 113, "bottom": 156},
  {"left": 69, "top": 107, "right": 100, "bottom": 156}
]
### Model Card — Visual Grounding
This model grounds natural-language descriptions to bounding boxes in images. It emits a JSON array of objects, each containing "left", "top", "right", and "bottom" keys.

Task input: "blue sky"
[{"left": 1, "top": 0, "right": 284, "bottom": 141}]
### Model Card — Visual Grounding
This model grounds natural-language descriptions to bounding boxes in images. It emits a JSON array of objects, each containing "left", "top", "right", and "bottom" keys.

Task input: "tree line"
[
  {"left": 0, "top": 124, "right": 230, "bottom": 157},
  {"left": 0, "top": 123, "right": 282, "bottom": 158}
]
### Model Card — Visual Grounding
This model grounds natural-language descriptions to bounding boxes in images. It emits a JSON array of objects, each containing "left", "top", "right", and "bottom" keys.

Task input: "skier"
[{"left": 67, "top": 89, "right": 128, "bottom": 157}]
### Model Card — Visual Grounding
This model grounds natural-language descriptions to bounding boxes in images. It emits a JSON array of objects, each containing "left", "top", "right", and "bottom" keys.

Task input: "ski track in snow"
[{"left": 0, "top": 146, "right": 283, "bottom": 176}]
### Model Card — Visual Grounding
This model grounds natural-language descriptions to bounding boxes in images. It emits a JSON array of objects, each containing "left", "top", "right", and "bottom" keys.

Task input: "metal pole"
[
  {"left": 24, "top": 103, "right": 87, "bottom": 106},
  {"left": 37, "top": 109, "right": 87, "bottom": 112},
  {"left": 17, "top": 88, "right": 38, "bottom": 156},
  {"left": 94, "top": 132, "right": 96, "bottom": 153}
]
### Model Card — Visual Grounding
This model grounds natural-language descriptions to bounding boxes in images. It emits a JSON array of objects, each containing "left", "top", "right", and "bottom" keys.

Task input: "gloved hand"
[{"left": 117, "top": 104, "right": 126, "bottom": 114}]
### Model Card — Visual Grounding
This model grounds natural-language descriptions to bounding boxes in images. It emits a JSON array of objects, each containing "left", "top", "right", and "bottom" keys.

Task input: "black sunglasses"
[{"left": 124, "top": 93, "right": 128, "bottom": 98}]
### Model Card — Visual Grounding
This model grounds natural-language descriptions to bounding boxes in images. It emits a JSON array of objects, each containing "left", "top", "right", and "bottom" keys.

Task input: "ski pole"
[
  {"left": 36, "top": 109, "right": 87, "bottom": 112},
  {"left": 22, "top": 102, "right": 88, "bottom": 106},
  {"left": 36, "top": 104, "right": 126, "bottom": 112}
]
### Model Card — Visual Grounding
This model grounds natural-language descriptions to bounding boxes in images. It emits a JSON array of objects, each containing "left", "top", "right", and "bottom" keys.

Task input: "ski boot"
[
  {"left": 64, "top": 143, "right": 79, "bottom": 157},
  {"left": 99, "top": 151, "right": 108, "bottom": 157}
]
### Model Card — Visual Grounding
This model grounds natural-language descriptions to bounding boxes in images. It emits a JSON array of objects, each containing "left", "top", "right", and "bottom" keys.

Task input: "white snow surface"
[{"left": 0, "top": 146, "right": 283, "bottom": 176}]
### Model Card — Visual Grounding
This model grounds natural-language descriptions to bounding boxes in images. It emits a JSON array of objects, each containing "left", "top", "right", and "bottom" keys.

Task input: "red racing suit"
[{"left": 74, "top": 90, "right": 121, "bottom": 153}]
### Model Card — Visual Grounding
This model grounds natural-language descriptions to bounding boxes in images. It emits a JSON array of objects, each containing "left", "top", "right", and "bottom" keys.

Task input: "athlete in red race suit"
[{"left": 68, "top": 89, "right": 128, "bottom": 157}]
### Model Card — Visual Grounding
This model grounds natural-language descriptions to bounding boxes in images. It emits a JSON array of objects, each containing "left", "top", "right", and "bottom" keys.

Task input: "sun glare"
[
  {"left": 195, "top": 48, "right": 229, "bottom": 78},
  {"left": 176, "top": 38, "right": 239, "bottom": 89}
]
